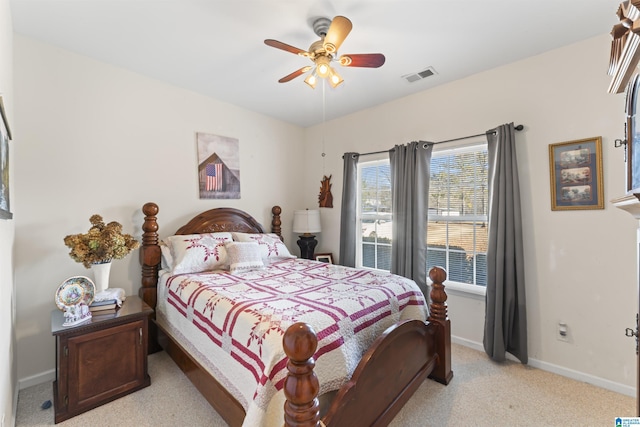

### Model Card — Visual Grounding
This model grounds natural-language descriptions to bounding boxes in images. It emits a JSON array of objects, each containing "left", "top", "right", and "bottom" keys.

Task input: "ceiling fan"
[{"left": 264, "top": 15, "right": 386, "bottom": 89}]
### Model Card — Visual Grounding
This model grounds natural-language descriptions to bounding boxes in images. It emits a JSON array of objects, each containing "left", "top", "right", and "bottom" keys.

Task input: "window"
[
  {"left": 356, "top": 143, "right": 488, "bottom": 291},
  {"left": 427, "top": 144, "right": 488, "bottom": 289},
  {"left": 357, "top": 160, "right": 392, "bottom": 270}
]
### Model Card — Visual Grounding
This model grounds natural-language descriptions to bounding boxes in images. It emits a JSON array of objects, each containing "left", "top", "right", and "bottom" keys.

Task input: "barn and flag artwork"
[{"left": 197, "top": 132, "right": 240, "bottom": 199}]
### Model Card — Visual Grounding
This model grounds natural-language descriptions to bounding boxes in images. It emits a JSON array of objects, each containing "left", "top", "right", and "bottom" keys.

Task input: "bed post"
[
  {"left": 283, "top": 322, "right": 321, "bottom": 427},
  {"left": 271, "top": 205, "right": 282, "bottom": 239},
  {"left": 140, "top": 202, "right": 160, "bottom": 307},
  {"left": 140, "top": 202, "right": 162, "bottom": 353},
  {"left": 427, "top": 266, "right": 453, "bottom": 385}
]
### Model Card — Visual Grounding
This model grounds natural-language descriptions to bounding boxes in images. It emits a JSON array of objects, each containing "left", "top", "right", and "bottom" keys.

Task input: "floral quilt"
[{"left": 156, "top": 258, "right": 427, "bottom": 426}]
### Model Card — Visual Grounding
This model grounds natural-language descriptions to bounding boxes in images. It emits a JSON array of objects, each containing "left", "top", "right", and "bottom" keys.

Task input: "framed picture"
[
  {"left": 196, "top": 132, "right": 240, "bottom": 199},
  {"left": 549, "top": 137, "right": 604, "bottom": 211},
  {"left": 0, "top": 96, "right": 12, "bottom": 220},
  {"left": 315, "top": 253, "right": 333, "bottom": 264}
]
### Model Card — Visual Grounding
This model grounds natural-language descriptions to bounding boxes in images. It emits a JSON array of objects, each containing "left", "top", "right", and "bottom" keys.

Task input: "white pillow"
[
  {"left": 232, "top": 232, "right": 296, "bottom": 263},
  {"left": 159, "top": 240, "right": 174, "bottom": 271},
  {"left": 167, "top": 232, "right": 233, "bottom": 274},
  {"left": 225, "top": 241, "right": 265, "bottom": 273}
]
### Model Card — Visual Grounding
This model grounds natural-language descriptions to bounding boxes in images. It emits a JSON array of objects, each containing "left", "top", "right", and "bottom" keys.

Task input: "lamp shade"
[
  {"left": 304, "top": 72, "right": 318, "bottom": 89},
  {"left": 315, "top": 56, "right": 331, "bottom": 78},
  {"left": 328, "top": 67, "right": 344, "bottom": 88},
  {"left": 292, "top": 210, "right": 321, "bottom": 234}
]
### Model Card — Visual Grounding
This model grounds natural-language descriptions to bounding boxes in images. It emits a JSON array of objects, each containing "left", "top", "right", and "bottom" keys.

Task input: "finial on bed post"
[
  {"left": 428, "top": 266, "right": 448, "bottom": 323},
  {"left": 140, "top": 202, "right": 160, "bottom": 310},
  {"left": 427, "top": 266, "right": 453, "bottom": 385},
  {"left": 283, "top": 322, "right": 321, "bottom": 427},
  {"left": 272, "top": 206, "right": 282, "bottom": 240}
]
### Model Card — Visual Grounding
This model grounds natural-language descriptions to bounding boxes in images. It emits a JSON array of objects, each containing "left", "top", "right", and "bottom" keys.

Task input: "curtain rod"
[{"left": 356, "top": 124, "right": 524, "bottom": 157}]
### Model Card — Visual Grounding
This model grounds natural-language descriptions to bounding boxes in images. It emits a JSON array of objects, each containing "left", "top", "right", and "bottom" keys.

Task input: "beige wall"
[
  {"left": 302, "top": 34, "right": 637, "bottom": 394},
  {"left": 12, "top": 35, "right": 305, "bottom": 385},
  {"left": 0, "top": 0, "right": 15, "bottom": 425}
]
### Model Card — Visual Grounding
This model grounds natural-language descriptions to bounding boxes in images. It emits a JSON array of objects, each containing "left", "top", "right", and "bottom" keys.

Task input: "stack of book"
[{"left": 89, "top": 299, "right": 118, "bottom": 315}]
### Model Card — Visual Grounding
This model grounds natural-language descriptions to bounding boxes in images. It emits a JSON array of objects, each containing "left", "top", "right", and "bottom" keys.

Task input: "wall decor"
[
  {"left": 315, "top": 253, "right": 333, "bottom": 264},
  {"left": 549, "top": 137, "right": 604, "bottom": 211},
  {"left": 318, "top": 174, "right": 333, "bottom": 208},
  {"left": 0, "top": 96, "right": 12, "bottom": 220},
  {"left": 197, "top": 132, "right": 240, "bottom": 199}
]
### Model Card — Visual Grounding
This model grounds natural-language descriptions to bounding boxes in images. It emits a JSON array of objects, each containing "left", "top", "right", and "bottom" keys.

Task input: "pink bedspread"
[{"left": 156, "top": 258, "right": 427, "bottom": 426}]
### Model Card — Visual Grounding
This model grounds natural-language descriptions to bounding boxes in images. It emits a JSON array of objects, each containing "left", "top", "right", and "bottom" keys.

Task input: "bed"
[{"left": 138, "top": 202, "right": 452, "bottom": 426}]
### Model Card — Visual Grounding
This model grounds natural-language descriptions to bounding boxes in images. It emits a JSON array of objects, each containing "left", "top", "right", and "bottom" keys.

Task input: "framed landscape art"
[
  {"left": 549, "top": 137, "right": 603, "bottom": 211},
  {"left": 0, "top": 96, "right": 12, "bottom": 220}
]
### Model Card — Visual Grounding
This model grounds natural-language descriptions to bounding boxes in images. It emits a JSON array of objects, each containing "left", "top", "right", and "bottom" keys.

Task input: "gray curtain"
[
  {"left": 339, "top": 153, "right": 359, "bottom": 267},
  {"left": 483, "top": 123, "right": 528, "bottom": 364},
  {"left": 389, "top": 141, "right": 433, "bottom": 296}
]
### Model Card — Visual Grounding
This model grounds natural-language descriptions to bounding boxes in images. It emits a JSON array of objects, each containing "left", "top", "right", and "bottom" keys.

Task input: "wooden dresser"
[{"left": 51, "top": 295, "right": 153, "bottom": 423}]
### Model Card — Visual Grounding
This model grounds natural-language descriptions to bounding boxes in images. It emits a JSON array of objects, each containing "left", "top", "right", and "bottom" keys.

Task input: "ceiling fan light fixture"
[
  {"left": 328, "top": 67, "right": 344, "bottom": 88},
  {"left": 315, "top": 56, "right": 331, "bottom": 78},
  {"left": 304, "top": 71, "right": 318, "bottom": 89},
  {"left": 318, "top": 64, "right": 330, "bottom": 77}
]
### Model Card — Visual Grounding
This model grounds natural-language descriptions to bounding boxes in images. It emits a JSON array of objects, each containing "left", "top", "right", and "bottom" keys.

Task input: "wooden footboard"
[{"left": 283, "top": 267, "right": 453, "bottom": 427}]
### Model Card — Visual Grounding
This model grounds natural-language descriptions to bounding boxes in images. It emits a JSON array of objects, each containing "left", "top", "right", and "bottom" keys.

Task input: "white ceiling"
[{"left": 10, "top": 0, "right": 618, "bottom": 128}]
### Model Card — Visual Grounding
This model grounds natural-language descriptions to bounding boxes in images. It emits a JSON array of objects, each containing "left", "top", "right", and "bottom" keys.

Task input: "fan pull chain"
[{"left": 322, "top": 79, "right": 326, "bottom": 174}]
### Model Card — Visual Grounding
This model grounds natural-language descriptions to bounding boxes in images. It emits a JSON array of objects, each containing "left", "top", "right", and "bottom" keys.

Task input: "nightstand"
[{"left": 51, "top": 295, "right": 153, "bottom": 423}]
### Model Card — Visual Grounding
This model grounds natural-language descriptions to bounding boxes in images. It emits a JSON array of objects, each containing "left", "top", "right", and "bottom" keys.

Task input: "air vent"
[{"left": 402, "top": 66, "right": 437, "bottom": 83}]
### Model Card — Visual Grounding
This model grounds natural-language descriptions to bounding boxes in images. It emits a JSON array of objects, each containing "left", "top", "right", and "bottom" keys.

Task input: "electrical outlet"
[{"left": 557, "top": 322, "right": 569, "bottom": 342}]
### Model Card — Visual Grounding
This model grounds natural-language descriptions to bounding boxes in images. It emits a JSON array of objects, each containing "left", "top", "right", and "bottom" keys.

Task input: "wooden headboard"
[{"left": 138, "top": 202, "right": 282, "bottom": 312}]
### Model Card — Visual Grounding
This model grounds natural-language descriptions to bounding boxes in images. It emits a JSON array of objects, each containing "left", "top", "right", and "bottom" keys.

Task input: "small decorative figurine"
[
  {"left": 62, "top": 303, "right": 92, "bottom": 327},
  {"left": 319, "top": 175, "right": 333, "bottom": 208}
]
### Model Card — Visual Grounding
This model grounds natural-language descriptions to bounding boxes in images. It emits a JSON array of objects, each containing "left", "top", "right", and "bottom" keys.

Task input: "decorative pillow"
[
  {"left": 167, "top": 232, "right": 233, "bottom": 274},
  {"left": 225, "top": 241, "right": 265, "bottom": 273},
  {"left": 232, "top": 232, "right": 296, "bottom": 263}
]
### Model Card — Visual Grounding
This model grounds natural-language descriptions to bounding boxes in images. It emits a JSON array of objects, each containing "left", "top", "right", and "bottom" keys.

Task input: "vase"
[{"left": 91, "top": 261, "right": 112, "bottom": 293}]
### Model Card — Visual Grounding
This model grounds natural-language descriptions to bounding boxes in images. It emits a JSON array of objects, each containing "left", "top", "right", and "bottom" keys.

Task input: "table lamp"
[{"left": 292, "top": 209, "right": 321, "bottom": 260}]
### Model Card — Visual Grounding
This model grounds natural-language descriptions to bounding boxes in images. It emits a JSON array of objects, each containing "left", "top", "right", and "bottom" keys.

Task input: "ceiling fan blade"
[
  {"left": 323, "top": 16, "right": 352, "bottom": 53},
  {"left": 278, "top": 66, "right": 312, "bottom": 83},
  {"left": 264, "top": 39, "right": 308, "bottom": 56},
  {"left": 339, "top": 53, "right": 386, "bottom": 68}
]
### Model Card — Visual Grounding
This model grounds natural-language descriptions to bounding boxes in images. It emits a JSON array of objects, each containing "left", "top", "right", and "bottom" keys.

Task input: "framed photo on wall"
[
  {"left": 0, "top": 96, "right": 12, "bottom": 220},
  {"left": 548, "top": 137, "right": 604, "bottom": 211}
]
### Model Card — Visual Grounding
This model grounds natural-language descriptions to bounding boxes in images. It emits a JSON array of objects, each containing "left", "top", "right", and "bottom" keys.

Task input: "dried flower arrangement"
[{"left": 63, "top": 214, "right": 140, "bottom": 268}]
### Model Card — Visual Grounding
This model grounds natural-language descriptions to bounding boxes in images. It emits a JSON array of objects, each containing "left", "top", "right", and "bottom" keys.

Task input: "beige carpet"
[{"left": 16, "top": 344, "right": 635, "bottom": 426}]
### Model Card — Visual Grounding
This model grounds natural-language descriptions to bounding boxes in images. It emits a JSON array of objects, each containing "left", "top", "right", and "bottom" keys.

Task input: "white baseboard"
[
  {"left": 18, "top": 369, "right": 55, "bottom": 391},
  {"left": 451, "top": 336, "right": 636, "bottom": 398},
  {"left": 452, "top": 336, "right": 485, "bottom": 352},
  {"left": 527, "top": 358, "right": 636, "bottom": 397}
]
